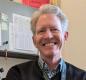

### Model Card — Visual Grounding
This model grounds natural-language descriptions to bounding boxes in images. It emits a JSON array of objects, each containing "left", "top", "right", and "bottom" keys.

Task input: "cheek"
[
  {"left": 34, "top": 35, "right": 42, "bottom": 46},
  {"left": 55, "top": 33, "right": 62, "bottom": 40},
  {"left": 55, "top": 34, "right": 64, "bottom": 45}
]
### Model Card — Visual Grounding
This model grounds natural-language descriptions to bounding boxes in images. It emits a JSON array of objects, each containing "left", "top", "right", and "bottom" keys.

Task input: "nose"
[{"left": 45, "top": 29, "right": 53, "bottom": 38}]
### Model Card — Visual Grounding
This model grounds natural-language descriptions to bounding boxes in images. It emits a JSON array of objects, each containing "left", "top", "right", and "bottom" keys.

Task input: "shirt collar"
[{"left": 38, "top": 56, "right": 63, "bottom": 72}]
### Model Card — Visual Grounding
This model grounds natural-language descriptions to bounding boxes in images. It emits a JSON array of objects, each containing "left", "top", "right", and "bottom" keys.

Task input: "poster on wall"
[
  {"left": 22, "top": 0, "right": 50, "bottom": 8},
  {"left": 13, "top": 0, "right": 61, "bottom": 8}
]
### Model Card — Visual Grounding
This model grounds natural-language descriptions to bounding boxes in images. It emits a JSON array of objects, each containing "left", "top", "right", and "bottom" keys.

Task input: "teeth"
[{"left": 45, "top": 43, "right": 55, "bottom": 46}]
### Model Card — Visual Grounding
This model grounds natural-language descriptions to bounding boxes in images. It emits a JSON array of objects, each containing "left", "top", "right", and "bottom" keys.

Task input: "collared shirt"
[{"left": 38, "top": 57, "right": 63, "bottom": 80}]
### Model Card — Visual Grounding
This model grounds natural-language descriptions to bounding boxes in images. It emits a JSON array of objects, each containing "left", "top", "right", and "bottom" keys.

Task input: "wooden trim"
[{"left": 0, "top": 50, "right": 38, "bottom": 60}]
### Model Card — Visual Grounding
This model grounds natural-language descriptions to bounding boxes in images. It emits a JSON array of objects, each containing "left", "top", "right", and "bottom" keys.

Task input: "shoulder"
[
  {"left": 7, "top": 60, "right": 38, "bottom": 75},
  {"left": 6, "top": 60, "right": 39, "bottom": 80},
  {"left": 65, "top": 62, "right": 86, "bottom": 72},
  {"left": 6, "top": 60, "right": 38, "bottom": 80},
  {"left": 10, "top": 60, "right": 37, "bottom": 71},
  {"left": 65, "top": 62, "right": 86, "bottom": 79}
]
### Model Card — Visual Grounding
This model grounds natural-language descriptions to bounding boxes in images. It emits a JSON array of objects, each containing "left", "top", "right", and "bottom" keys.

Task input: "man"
[{"left": 6, "top": 4, "right": 86, "bottom": 80}]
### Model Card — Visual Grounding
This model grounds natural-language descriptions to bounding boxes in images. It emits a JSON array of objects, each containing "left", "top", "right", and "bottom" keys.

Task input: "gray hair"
[{"left": 31, "top": 4, "right": 68, "bottom": 34}]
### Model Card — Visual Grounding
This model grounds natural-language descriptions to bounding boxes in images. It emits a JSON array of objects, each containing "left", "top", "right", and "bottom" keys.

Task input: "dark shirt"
[{"left": 6, "top": 59, "right": 86, "bottom": 80}]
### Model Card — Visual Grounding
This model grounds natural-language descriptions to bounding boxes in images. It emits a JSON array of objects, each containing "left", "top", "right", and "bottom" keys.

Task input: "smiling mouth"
[{"left": 42, "top": 42, "right": 57, "bottom": 47}]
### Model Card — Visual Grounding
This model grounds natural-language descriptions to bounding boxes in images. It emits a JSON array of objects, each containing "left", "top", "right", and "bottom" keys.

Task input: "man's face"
[{"left": 33, "top": 14, "right": 68, "bottom": 59}]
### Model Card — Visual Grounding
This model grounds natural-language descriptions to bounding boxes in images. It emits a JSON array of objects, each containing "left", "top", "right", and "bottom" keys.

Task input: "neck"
[{"left": 43, "top": 57, "right": 61, "bottom": 70}]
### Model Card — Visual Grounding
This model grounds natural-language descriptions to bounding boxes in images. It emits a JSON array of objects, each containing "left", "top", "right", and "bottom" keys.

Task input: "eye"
[
  {"left": 37, "top": 28, "right": 46, "bottom": 34},
  {"left": 50, "top": 28, "right": 60, "bottom": 32}
]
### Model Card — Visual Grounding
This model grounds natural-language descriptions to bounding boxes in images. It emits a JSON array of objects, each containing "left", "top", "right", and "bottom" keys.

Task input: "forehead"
[
  {"left": 36, "top": 13, "right": 61, "bottom": 29},
  {"left": 37, "top": 13, "right": 60, "bottom": 22}
]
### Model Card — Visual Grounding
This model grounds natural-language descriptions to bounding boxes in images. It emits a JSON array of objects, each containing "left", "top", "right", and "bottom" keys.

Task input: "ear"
[{"left": 64, "top": 32, "right": 68, "bottom": 40}]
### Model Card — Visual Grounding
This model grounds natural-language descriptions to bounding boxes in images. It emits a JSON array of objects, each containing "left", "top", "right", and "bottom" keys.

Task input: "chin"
[{"left": 42, "top": 51, "right": 54, "bottom": 57}]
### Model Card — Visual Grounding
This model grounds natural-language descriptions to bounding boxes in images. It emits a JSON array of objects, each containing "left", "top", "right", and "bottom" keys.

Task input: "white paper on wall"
[{"left": 9, "top": 13, "right": 37, "bottom": 53}]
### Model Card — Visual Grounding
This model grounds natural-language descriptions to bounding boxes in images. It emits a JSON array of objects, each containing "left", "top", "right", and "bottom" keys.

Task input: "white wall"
[{"left": 61, "top": 0, "right": 86, "bottom": 70}]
